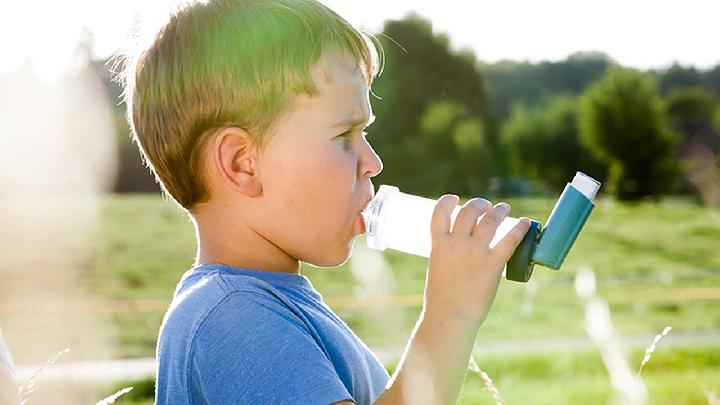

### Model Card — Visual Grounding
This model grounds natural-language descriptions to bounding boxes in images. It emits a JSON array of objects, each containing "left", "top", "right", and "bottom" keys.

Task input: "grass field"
[
  {"left": 100, "top": 345, "right": 719, "bottom": 404},
  {"left": 27, "top": 193, "right": 720, "bottom": 403}
]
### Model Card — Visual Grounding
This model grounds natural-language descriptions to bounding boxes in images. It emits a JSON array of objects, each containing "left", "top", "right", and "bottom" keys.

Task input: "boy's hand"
[{"left": 422, "top": 195, "right": 531, "bottom": 329}]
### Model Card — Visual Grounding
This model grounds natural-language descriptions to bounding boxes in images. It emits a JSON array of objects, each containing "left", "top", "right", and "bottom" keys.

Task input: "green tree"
[
  {"left": 501, "top": 95, "right": 606, "bottom": 190},
  {"left": 664, "top": 87, "right": 719, "bottom": 196},
  {"left": 658, "top": 63, "right": 703, "bottom": 94},
  {"left": 579, "top": 67, "right": 681, "bottom": 200},
  {"left": 409, "top": 100, "right": 466, "bottom": 194},
  {"left": 666, "top": 87, "right": 718, "bottom": 136},
  {"left": 420, "top": 101, "right": 493, "bottom": 193},
  {"left": 369, "top": 14, "right": 490, "bottom": 196},
  {"left": 453, "top": 117, "right": 491, "bottom": 193},
  {"left": 705, "top": 65, "right": 720, "bottom": 96},
  {"left": 481, "top": 52, "right": 611, "bottom": 122}
]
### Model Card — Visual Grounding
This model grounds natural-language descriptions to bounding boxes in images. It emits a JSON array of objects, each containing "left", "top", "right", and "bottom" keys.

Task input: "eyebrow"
[{"left": 332, "top": 112, "right": 376, "bottom": 129}]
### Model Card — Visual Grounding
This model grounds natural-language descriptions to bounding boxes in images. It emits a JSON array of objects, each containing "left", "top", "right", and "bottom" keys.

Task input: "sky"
[{"left": 1, "top": 0, "right": 718, "bottom": 82}]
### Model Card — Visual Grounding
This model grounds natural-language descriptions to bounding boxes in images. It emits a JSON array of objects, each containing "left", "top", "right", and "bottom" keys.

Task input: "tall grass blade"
[
  {"left": 637, "top": 326, "right": 672, "bottom": 375},
  {"left": 17, "top": 348, "right": 70, "bottom": 405},
  {"left": 575, "top": 267, "right": 648, "bottom": 405},
  {"left": 96, "top": 386, "right": 134, "bottom": 405},
  {"left": 468, "top": 356, "right": 504, "bottom": 405}
]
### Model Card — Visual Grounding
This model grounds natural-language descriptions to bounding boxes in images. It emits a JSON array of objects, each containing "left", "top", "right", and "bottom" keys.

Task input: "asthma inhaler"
[
  {"left": 531, "top": 172, "right": 600, "bottom": 269},
  {"left": 361, "top": 172, "right": 600, "bottom": 282}
]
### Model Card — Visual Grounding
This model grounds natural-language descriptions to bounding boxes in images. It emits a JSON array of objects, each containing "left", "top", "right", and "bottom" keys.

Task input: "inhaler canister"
[{"left": 530, "top": 172, "right": 600, "bottom": 269}]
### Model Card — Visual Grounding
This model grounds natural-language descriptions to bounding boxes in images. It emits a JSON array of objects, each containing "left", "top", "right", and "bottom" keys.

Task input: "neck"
[{"left": 190, "top": 205, "right": 301, "bottom": 275}]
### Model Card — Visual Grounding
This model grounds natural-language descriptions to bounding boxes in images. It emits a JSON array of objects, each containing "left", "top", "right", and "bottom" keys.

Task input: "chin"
[
  {"left": 307, "top": 252, "right": 351, "bottom": 269},
  {"left": 305, "top": 237, "right": 357, "bottom": 269}
]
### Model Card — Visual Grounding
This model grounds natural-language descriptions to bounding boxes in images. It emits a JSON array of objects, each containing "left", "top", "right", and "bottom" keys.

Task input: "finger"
[
  {"left": 452, "top": 198, "right": 492, "bottom": 236},
  {"left": 431, "top": 194, "right": 460, "bottom": 237},
  {"left": 492, "top": 217, "right": 532, "bottom": 260},
  {"left": 472, "top": 202, "right": 511, "bottom": 244}
]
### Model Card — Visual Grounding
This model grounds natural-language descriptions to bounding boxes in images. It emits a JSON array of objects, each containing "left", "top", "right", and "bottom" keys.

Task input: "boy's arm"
[
  {"left": 337, "top": 196, "right": 529, "bottom": 405},
  {"left": 331, "top": 315, "right": 478, "bottom": 405}
]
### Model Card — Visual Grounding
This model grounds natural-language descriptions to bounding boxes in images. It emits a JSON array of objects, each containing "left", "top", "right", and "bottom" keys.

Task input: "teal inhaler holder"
[{"left": 505, "top": 173, "right": 599, "bottom": 282}]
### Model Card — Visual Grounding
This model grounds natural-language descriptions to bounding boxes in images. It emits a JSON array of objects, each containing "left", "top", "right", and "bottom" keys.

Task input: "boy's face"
[{"left": 253, "top": 51, "right": 383, "bottom": 268}]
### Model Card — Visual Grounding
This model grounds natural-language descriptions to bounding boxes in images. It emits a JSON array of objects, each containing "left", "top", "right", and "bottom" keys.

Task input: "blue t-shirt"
[{"left": 155, "top": 263, "right": 390, "bottom": 404}]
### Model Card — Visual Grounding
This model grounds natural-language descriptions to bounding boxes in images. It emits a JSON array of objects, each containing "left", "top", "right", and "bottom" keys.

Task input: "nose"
[{"left": 360, "top": 139, "right": 383, "bottom": 178}]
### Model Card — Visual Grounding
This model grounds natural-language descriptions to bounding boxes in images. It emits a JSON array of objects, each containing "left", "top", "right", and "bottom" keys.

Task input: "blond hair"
[{"left": 118, "top": 0, "right": 382, "bottom": 210}]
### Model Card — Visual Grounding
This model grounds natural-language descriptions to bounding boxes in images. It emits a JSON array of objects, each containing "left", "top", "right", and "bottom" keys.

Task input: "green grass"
[
  {"left": 459, "top": 345, "right": 720, "bottom": 404},
  {"left": 102, "top": 345, "right": 719, "bottom": 404}
]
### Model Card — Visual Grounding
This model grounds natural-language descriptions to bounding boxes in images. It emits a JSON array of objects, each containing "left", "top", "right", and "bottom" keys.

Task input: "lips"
[
  {"left": 357, "top": 213, "right": 366, "bottom": 234},
  {"left": 357, "top": 194, "right": 374, "bottom": 235}
]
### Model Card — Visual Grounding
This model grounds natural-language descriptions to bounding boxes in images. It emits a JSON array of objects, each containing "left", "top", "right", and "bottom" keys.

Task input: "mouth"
[
  {"left": 357, "top": 213, "right": 366, "bottom": 234},
  {"left": 357, "top": 194, "right": 375, "bottom": 235}
]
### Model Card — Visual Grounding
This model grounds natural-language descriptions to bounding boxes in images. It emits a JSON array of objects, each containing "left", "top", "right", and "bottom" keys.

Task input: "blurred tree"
[
  {"left": 453, "top": 117, "right": 492, "bottom": 194},
  {"left": 664, "top": 88, "right": 720, "bottom": 199},
  {"left": 369, "top": 14, "right": 490, "bottom": 197},
  {"left": 481, "top": 52, "right": 612, "bottom": 123},
  {"left": 666, "top": 87, "right": 717, "bottom": 132},
  {"left": 665, "top": 87, "right": 719, "bottom": 159},
  {"left": 406, "top": 100, "right": 493, "bottom": 194},
  {"left": 705, "top": 65, "right": 720, "bottom": 96},
  {"left": 399, "top": 100, "right": 465, "bottom": 194},
  {"left": 658, "top": 63, "right": 703, "bottom": 94},
  {"left": 501, "top": 95, "right": 607, "bottom": 190},
  {"left": 579, "top": 67, "right": 681, "bottom": 200}
]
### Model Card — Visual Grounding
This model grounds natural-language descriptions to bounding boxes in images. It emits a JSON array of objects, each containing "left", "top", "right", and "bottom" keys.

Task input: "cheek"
[{"left": 300, "top": 148, "right": 358, "bottom": 224}]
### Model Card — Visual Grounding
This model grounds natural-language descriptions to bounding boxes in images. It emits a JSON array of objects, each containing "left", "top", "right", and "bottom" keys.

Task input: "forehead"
[{"left": 288, "top": 51, "right": 372, "bottom": 125}]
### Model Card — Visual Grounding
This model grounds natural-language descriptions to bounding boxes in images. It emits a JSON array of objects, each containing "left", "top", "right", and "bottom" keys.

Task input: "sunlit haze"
[{"left": 2, "top": 0, "right": 718, "bottom": 82}]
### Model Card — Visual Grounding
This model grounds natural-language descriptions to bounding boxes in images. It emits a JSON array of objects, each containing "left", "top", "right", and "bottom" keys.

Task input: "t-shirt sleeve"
[{"left": 188, "top": 290, "right": 354, "bottom": 404}]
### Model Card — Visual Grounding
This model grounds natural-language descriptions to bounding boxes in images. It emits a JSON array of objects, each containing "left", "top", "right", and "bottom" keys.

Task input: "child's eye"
[
  {"left": 335, "top": 130, "right": 368, "bottom": 149},
  {"left": 335, "top": 130, "right": 354, "bottom": 146}
]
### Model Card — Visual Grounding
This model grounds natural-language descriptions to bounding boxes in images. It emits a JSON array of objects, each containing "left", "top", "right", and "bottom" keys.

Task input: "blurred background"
[{"left": 0, "top": 0, "right": 718, "bottom": 403}]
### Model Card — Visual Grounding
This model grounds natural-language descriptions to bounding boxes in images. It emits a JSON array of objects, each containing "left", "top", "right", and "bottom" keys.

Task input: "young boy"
[{"left": 122, "top": 0, "right": 531, "bottom": 403}]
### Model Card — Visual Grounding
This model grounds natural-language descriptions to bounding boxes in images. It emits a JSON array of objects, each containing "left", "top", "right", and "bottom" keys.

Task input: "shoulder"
[
  {"left": 168, "top": 269, "right": 296, "bottom": 322},
  {"left": 159, "top": 270, "right": 307, "bottom": 360},
  {"left": 186, "top": 289, "right": 355, "bottom": 404},
  {"left": 192, "top": 287, "right": 309, "bottom": 343},
  {"left": 184, "top": 271, "right": 318, "bottom": 353}
]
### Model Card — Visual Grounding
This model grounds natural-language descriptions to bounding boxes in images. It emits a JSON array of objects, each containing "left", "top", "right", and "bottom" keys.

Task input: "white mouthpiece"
[{"left": 571, "top": 172, "right": 601, "bottom": 201}]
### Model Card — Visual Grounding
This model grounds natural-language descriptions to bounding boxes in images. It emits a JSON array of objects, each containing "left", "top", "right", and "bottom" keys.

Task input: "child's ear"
[{"left": 212, "top": 127, "right": 263, "bottom": 198}]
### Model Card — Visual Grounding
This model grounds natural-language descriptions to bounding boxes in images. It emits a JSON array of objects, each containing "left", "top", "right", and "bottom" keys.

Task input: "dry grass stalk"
[
  {"left": 637, "top": 326, "right": 672, "bottom": 375},
  {"left": 575, "top": 267, "right": 648, "bottom": 405},
  {"left": 706, "top": 389, "right": 719, "bottom": 405},
  {"left": 18, "top": 348, "right": 70, "bottom": 404},
  {"left": 0, "top": 328, "right": 18, "bottom": 404},
  {"left": 96, "top": 386, "right": 134, "bottom": 405},
  {"left": 0, "top": 328, "right": 15, "bottom": 380},
  {"left": 468, "top": 356, "right": 504, "bottom": 405}
]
